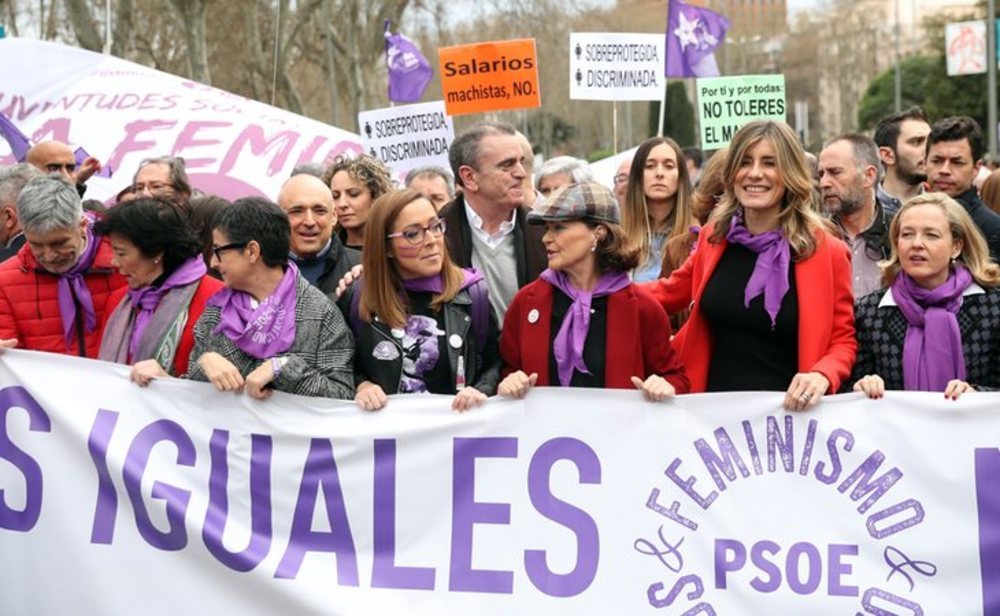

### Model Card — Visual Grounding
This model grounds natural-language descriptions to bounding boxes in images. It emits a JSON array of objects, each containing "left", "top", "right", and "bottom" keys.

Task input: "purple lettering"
[
  {"left": 172, "top": 121, "right": 231, "bottom": 169},
  {"left": 0, "top": 386, "right": 51, "bottom": 532},
  {"left": 975, "top": 448, "right": 1000, "bottom": 613},
  {"left": 815, "top": 428, "right": 854, "bottom": 484},
  {"left": 645, "top": 488, "right": 697, "bottom": 530},
  {"left": 713, "top": 538, "right": 746, "bottom": 589},
  {"left": 202, "top": 430, "right": 273, "bottom": 572},
  {"left": 748, "top": 540, "right": 780, "bottom": 593},
  {"left": 695, "top": 428, "right": 750, "bottom": 491},
  {"left": 860, "top": 586, "right": 924, "bottom": 615},
  {"left": 88, "top": 409, "right": 119, "bottom": 544},
  {"left": 122, "top": 420, "right": 196, "bottom": 551},
  {"left": 106, "top": 119, "right": 177, "bottom": 174},
  {"left": 524, "top": 437, "right": 600, "bottom": 597},
  {"left": 449, "top": 437, "right": 516, "bottom": 594},
  {"left": 220, "top": 126, "right": 300, "bottom": 176},
  {"left": 371, "top": 439, "right": 435, "bottom": 590},
  {"left": 798, "top": 419, "right": 818, "bottom": 476},
  {"left": 827, "top": 544, "right": 858, "bottom": 596},
  {"left": 785, "top": 542, "right": 821, "bottom": 594},
  {"left": 865, "top": 499, "right": 925, "bottom": 539},
  {"left": 837, "top": 451, "right": 902, "bottom": 513},
  {"left": 766, "top": 415, "right": 794, "bottom": 473},
  {"left": 741, "top": 420, "right": 763, "bottom": 475},
  {"left": 647, "top": 574, "right": 704, "bottom": 608},
  {"left": 275, "top": 438, "right": 358, "bottom": 584},
  {"left": 665, "top": 458, "right": 718, "bottom": 510}
]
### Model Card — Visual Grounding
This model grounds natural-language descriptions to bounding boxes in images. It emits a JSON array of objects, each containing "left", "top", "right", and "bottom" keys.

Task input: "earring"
[{"left": 590, "top": 240, "right": 597, "bottom": 253}]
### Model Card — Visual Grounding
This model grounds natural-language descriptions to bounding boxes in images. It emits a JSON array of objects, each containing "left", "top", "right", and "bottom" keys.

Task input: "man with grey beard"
[{"left": 819, "top": 133, "right": 889, "bottom": 299}]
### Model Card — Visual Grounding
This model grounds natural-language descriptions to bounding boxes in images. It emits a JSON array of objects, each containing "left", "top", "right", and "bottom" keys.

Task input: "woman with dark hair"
[
  {"left": 621, "top": 137, "right": 696, "bottom": 282},
  {"left": 499, "top": 182, "right": 689, "bottom": 399},
  {"left": 851, "top": 193, "right": 1000, "bottom": 399},
  {"left": 323, "top": 154, "right": 394, "bottom": 251},
  {"left": 188, "top": 194, "right": 231, "bottom": 275},
  {"left": 347, "top": 189, "right": 498, "bottom": 411},
  {"left": 98, "top": 198, "right": 222, "bottom": 379},
  {"left": 137, "top": 197, "right": 356, "bottom": 399},
  {"left": 646, "top": 121, "right": 856, "bottom": 410}
]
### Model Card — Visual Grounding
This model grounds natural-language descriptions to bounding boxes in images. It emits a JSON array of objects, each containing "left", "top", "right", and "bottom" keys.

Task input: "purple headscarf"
[
  {"left": 207, "top": 263, "right": 300, "bottom": 359},
  {"left": 125, "top": 257, "right": 207, "bottom": 360},
  {"left": 726, "top": 213, "right": 791, "bottom": 328},
  {"left": 56, "top": 224, "right": 102, "bottom": 349}
]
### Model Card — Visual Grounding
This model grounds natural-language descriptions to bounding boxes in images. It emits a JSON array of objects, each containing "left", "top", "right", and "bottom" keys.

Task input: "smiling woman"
[
  {"left": 645, "top": 121, "right": 857, "bottom": 411},
  {"left": 345, "top": 189, "right": 500, "bottom": 413}
]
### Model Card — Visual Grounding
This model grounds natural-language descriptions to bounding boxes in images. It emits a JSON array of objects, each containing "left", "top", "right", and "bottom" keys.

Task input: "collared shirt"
[
  {"left": 876, "top": 182, "right": 923, "bottom": 218},
  {"left": 835, "top": 208, "right": 885, "bottom": 300},
  {"left": 879, "top": 281, "right": 985, "bottom": 308},
  {"left": 463, "top": 201, "right": 517, "bottom": 249}
]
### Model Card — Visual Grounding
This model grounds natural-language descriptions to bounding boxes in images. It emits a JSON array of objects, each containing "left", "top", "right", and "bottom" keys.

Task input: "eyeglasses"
[
  {"left": 386, "top": 219, "right": 447, "bottom": 245},
  {"left": 134, "top": 181, "right": 176, "bottom": 194},
  {"left": 613, "top": 173, "right": 629, "bottom": 185},
  {"left": 211, "top": 242, "right": 247, "bottom": 260}
]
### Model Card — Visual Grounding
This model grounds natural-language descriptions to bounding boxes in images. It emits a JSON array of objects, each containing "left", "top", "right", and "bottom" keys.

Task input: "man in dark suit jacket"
[
  {"left": 438, "top": 122, "right": 547, "bottom": 324},
  {"left": 0, "top": 163, "right": 41, "bottom": 263},
  {"left": 926, "top": 116, "right": 1000, "bottom": 260}
]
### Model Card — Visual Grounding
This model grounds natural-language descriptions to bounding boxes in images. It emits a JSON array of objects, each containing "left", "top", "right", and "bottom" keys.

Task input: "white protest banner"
[
  {"left": 0, "top": 38, "right": 362, "bottom": 202},
  {"left": 946, "top": 20, "right": 987, "bottom": 76},
  {"left": 697, "top": 74, "right": 786, "bottom": 149},
  {"left": 1, "top": 350, "right": 998, "bottom": 615},
  {"left": 358, "top": 101, "right": 454, "bottom": 180},
  {"left": 569, "top": 33, "right": 666, "bottom": 101}
]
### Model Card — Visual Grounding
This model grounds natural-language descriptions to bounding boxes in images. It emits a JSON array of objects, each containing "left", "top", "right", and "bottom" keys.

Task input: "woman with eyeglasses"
[
  {"left": 498, "top": 182, "right": 689, "bottom": 400},
  {"left": 345, "top": 189, "right": 499, "bottom": 412},
  {"left": 141, "top": 197, "right": 355, "bottom": 399},
  {"left": 98, "top": 198, "right": 223, "bottom": 381}
]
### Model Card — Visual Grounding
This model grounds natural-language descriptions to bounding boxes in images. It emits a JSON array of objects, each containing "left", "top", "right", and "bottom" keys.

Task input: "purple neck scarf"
[
  {"left": 207, "top": 263, "right": 299, "bottom": 359},
  {"left": 726, "top": 214, "right": 791, "bottom": 328},
  {"left": 540, "top": 268, "right": 631, "bottom": 387},
  {"left": 125, "top": 257, "right": 207, "bottom": 360},
  {"left": 400, "top": 269, "right": 484, "bottom": 294},
  {"left": 57, "top": 225, "right": 102, "bottom": 349},
  {"left": 892, "top": 266, "right": 972, "bottom": 391}
]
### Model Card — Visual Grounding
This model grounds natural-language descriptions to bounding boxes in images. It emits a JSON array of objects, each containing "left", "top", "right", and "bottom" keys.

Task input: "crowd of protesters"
[{"left": 0, "top": 107, "right": 998, "bottom": 410}]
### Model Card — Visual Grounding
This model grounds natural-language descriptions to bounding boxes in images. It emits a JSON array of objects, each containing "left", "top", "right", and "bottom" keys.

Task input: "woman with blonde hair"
[
  {"left": 646, "top": 121, "right": 856, "bottom": 410},
  {"left": 345, "top": 189, "right": 499, "bottom": 411},
  {"left": 621, "top": 136, "right": 696, "bottom": 282},
  {"left": 323, "top": 154, "right": 394, "bottom": 251},
  {"left": 851, "top": 192, "right": 1000, "bottom": 399}
]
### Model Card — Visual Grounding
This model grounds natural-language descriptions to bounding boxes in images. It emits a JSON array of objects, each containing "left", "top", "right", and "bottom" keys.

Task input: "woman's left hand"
[
  {"left": 130, "top": 359, "right": 168, "bottom": 387},
  {"left": 452, "top": 388, "right": 487, "bottom": 412},
  {"left": 944, "top": 379, "right": 975, "bottom": 400},
  {"left": 631, "top": 375, "right": 676, "bottom": 402},
  {"left": 784, "top": 372, "right": 830, "bottom": 411},
  {"left": 245, "top": 361, "right": 275, "bottom": 400}
]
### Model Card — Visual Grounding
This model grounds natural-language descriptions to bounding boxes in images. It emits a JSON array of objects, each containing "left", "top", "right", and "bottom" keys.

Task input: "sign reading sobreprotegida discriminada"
[
  {"left": 697, "top": 74, "right": 786, "bottom": 149},
  {"left": 358, "top": 101, "right": 454, "bottom": 180},
  {"left": 569, "top": 33, "right": 665, "bottom": 101}
]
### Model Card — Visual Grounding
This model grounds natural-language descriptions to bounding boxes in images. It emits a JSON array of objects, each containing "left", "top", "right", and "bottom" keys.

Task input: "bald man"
[
  {"left": 25, "top": 140, "right": 101, "bottom": 196},
  {"left": 277, "top": 173, "right": 359, "bottom": 294}
]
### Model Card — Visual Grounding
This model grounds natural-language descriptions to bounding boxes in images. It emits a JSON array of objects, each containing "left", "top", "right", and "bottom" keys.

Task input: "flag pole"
[
  {"left": 657, "top": 80, "right": 667, "bottom": 137},
  {"left": 613, "top": 100, "right": 619, "bottom": 155}
]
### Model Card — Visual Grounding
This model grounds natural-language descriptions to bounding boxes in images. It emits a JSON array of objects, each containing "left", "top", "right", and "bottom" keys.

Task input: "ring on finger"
[{"left": 799, "top": 391, "right": 812, "bottom": 401}]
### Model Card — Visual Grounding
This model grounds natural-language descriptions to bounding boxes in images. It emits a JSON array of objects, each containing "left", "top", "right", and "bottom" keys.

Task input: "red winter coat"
[
  {"left": 500, "top": 278, "right": 690, "bottom": 393},
  {"left": 101, "top": 275, "right": 224, "bottom": 376},
  {"left": 643, "top": 224, "right": 857, "bottom": 394},
  {"left": 0, "top": 238, "right": 126, "bottom": 357}
]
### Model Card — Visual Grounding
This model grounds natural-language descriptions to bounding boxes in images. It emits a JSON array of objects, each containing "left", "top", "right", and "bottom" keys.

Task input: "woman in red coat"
[
  {"left": 499, "top": 182, "right": 689, "bottom": 400},
  {"left": 645, "top": 121, "right": 856, "bottom": 410},
  {"left": 97, "top": 198, "right": 223, "bottom": 379}
]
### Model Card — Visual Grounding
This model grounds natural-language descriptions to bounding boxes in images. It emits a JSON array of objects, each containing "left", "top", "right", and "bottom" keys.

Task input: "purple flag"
[
  {"left": 73, "top": 147, "right": 114, "bottom": 178},
  {"left": 0, "top": 112, "right": 31, "bottom": 162},
  {"left": 384, "top": 20, "right": 433, "bottom": 103},
  {"left": 666, "top": 0, "right": 730, "bottom": 78}
]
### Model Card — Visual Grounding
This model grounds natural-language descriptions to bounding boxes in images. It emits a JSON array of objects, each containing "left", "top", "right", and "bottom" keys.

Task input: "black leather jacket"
[{"left": 347, "top": 286, "right": 501, "bottom": 396}]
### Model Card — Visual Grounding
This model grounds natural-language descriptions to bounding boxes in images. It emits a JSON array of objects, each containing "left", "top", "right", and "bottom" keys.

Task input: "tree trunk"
[{"left": 63, "top": 0, "right": 102, "bottom": 51}]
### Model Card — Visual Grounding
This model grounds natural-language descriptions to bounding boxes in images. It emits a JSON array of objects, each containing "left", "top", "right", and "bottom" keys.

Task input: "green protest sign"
[{"left": 697, "top": 74, "right": 786, "bottom": 149}]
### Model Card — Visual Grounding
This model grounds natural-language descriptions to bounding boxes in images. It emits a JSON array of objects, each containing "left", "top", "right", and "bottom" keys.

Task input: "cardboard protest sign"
[
  {"left": 438, "top": 38, "right": 540, "bottom": 116},
  {"left": 358, "top": 100, "right": 453, "bottom": 179},
  {"left": 697, "top": 74, "right": 786, "bottom": 149},
  {"left": 569, "top": 33, "right": 665, "bottom": 101}
]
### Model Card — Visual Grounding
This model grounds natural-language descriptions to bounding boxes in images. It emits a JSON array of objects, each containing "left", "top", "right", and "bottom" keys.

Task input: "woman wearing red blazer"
[
  {"left": 646, "top": 121, "right": 856, "bottom": 410},
  {"left": 499, "top": 182, "right": 689, "bottom": 400}
]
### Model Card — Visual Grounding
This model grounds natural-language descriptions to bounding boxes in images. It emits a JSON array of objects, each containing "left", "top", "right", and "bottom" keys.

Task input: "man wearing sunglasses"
[{"left": 25, "top": 140, "right": 102, "bottom": 197}]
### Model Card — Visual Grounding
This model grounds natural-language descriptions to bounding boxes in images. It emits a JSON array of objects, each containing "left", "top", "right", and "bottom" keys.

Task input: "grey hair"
[
  {"left": 404, "top": 166, "right": 455, "bottom": 195},
  {"left": 823, "top": 133, "right": 883, "bottom": 182},
  {"left": 448, "top": 121, "right": 517, "bottom": 188},
  {"left": 134, "top": 156, "right": 192, "bottom": 195},
  {"left": 16, "top": 175, "right": 84, "bottom": 234},
  {"left": 0, "top": 164, "right": 44, "bottom": 208},
  {"left": 534, "top": 156, "right": 593, "bottom": 190}
]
